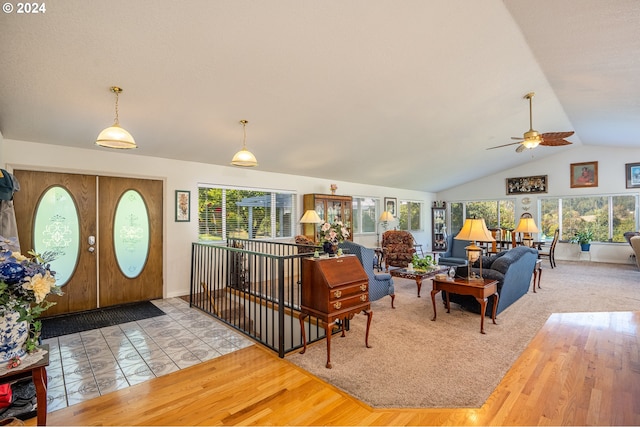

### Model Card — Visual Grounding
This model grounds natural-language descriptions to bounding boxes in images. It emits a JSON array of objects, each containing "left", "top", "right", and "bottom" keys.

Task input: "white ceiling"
[{"left": 1, "top": 0, "right": 639, "bottom": 192}]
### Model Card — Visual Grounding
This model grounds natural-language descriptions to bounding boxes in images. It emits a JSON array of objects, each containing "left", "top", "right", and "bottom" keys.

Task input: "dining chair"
[{"left": 538, "top": 228, "right": 559, "bottom": 268}]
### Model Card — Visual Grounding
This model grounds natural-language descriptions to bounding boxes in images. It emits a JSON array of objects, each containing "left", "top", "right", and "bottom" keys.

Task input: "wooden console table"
[
  {"left": 0, "top": 344, "right": 49, "bottom": 425},
  {"left": 431, "top": 277, "right": 499, "bottom": 334},
  {"left": 299, "top": 256, "right": 373, "bottom": 368}
]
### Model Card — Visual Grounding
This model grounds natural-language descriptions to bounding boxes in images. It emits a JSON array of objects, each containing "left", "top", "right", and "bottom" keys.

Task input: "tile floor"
[{"left": 42, "top": 297, "right": 254, "bottom": 413}]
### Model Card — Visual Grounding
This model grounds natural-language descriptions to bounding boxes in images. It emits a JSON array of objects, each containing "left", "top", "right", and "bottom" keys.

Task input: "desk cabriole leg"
[
  {"left": 298, "top": 313, "right": 308, "bottom": 354},
  {"left": 363, "top": 309, "right": 373, "bottom": 348},
  {"left": 33, "top": 366, "right": 47, "bottom": 426}
]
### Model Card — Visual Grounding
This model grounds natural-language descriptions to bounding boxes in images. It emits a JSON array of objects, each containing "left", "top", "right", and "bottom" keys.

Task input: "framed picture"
[
  {"left": 175, "top": 190, "right": 190, "bottom": 222},
  {"left": 506, "top": 175, "right": 548, "bottom": 195},
  {"left": 625, "top": 162, "right": 640, "bottom": 188},
  {"left": 570, "top": 161, "right": 598, "bottom": 188},
  {"left": 384, "top": 197, "right": 397, "bottom": 216}
]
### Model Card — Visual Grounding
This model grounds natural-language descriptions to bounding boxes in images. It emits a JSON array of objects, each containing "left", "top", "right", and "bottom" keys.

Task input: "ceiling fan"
[{"left": 487, "top": 92, "right": 574, "bottom": 153}]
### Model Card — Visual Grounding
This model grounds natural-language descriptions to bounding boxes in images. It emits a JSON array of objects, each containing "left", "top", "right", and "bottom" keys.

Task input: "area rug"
[
  {"left": 41, "top": 301, "right": 165, "bottom": 339},
  {"left": 286, "top": 261, "right": 640, "bottom": 408}
]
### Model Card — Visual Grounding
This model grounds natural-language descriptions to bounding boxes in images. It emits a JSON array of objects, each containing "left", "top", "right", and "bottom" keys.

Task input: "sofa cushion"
[{"left": 473, "top": 251, "right": 506, "bottom": 269}]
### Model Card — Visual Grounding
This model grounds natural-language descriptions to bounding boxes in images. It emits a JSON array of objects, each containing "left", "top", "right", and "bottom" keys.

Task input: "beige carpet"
[{"left": 286, "top": 260, "right": 640, "bottom": 408}]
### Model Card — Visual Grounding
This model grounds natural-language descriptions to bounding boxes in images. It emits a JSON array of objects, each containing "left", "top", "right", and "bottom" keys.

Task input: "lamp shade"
[
  {"left": 96, "top": 86, "right": 137, "bottom": 149},
  {"left": 379, "top": 211, "right": 394, "bottom": 222},
  {"left": 96, "top": 124, "right": 137, "bottom": 149},
  {"left": 299, "top": 210, "right": 323, "bottom": 224},
  {"left": 231, "top": 119, "right": 258, "bottom": 167},
  {"left": 514, "top": 217, "right": 540, "bottom": 234},
  {"left": 231, "top": 148, "right": 258, "bottom": 167},
  {"left": 454, "top": 218, "right": 495, "bottom": 242}
]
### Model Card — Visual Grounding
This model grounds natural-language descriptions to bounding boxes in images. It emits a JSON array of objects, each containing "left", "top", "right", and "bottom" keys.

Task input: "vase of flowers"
[
  {"left": 0, "top": 236, "right": 62, "bottom": 361},
  {"left": 319, "top": 221, "right": 349, "bottom": 256}
]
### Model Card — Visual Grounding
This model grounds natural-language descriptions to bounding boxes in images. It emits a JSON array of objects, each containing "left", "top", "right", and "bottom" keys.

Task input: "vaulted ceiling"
[{"left": 1, "top": 0, "right": 638, "bottom": 192}]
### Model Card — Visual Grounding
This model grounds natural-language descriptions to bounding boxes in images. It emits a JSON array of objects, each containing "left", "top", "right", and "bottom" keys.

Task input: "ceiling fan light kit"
[{"left": 487, "top": 91, "right": 573, "bottom": 153}]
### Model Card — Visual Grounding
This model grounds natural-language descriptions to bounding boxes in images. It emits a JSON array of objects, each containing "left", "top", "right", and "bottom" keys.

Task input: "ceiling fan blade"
[
  {"left": 541, "top": 131, "right": 574, "bottom": 140},
  {"left": 486, "top": 141, "right": 523, "bottom": 150},
  {"left": 515, "top": 144, "right": 527, "bottom": 153},
  {"left": 511, "top": 136, "right": 525, "bottom": 141},
  {"left": 540, "top": 138, "right": 573, "bottom": 147}
]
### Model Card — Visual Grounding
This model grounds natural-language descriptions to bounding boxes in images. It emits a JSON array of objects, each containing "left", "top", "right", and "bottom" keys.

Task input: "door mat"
[{"left": 40, "top": 301, "right": 165, "bottom": 339}]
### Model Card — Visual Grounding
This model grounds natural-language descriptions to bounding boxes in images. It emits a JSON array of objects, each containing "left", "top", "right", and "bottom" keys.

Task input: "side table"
[
  {"left": 0, "top": 344, "right": 49, "bottom": 426},
  {"left": 431, "top": 277, "right": 499, "bottom": 334}
]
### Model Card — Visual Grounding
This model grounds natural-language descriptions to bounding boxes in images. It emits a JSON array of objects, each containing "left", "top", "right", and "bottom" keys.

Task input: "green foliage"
[
  {"left": 411, "top": 254, "right": 436, "bottom": 271},
  {"left": 570, "top": 228, "right": 594, "bottom": 245}
]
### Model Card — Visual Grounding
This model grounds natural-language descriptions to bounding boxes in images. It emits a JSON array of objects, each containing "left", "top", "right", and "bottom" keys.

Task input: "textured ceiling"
[{"left": 1, "top": 0, "right": 638, "bottom": 192}]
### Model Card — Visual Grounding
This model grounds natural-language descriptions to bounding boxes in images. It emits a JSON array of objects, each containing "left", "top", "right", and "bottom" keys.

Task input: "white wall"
[
  {"left": 437, "top": 145, "right": 640, "bottom": 265},
  {"left": 1, "top": 137, "right": 435, "bottom": 297}
]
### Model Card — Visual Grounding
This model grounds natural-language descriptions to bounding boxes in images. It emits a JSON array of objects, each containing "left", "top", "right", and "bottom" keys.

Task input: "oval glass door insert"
[
  {"left": 113, "top": 189, "right": 150, "bottom": 278},
  {"left": 33, "top": 186, "right": 80, "bottom": 287}
]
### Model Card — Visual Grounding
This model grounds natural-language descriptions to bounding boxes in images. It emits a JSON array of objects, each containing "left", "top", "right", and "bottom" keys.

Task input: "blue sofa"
[
  {"left": 443, "top": 246, "right": 537, "bottom": 316},
  {"left": 437, "top": 235, "right": 470, "bottom": 267},
  {"left": 339, "top": 241, "right": 395, "bottom": 308}
]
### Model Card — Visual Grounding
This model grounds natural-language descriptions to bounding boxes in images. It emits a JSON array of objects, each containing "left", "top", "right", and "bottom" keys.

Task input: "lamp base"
[{"left": 466, "top": 276, "right": 485, "bottom": 282}]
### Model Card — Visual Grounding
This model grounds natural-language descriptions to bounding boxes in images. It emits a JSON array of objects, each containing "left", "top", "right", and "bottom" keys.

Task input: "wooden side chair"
[{"left": 538, "top": 229, "right": 559, "bottom": 268}]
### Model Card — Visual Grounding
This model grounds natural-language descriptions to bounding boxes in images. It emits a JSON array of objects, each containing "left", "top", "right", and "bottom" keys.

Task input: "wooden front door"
[{"left": 12, "top": 170, "right": 163, "bottom": 316}]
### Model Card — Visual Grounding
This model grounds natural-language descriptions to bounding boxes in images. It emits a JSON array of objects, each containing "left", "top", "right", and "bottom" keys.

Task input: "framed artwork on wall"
[
  {"left": 175, "top": 190, "right": 190, "bottom": 222},
  {"left": 625, "top": 162, "right": 640, "bottom": 188},
  {"left": 384, "top": 197, "right": 397, "bottom": 216},
  {"left": 570, "top": 161, "right": 598, "bottom": 188},
  {"left": 506, "top": 175, "right": 548, "bottom": 195}
]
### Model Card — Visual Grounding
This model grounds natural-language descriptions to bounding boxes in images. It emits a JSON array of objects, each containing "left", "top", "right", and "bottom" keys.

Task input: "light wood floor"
[{"left": 31, "top": 310, "right": 639, "bottom": 426}]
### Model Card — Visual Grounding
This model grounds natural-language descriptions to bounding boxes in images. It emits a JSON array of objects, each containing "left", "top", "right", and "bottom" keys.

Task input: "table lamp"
[
  {"left": 514, "top": 217, "right": 539, "bottom": 247},
  {"left": 454, "top": 217, "right": 495, "bottom": 281},
  {"left": 299, "top": 209, "right": 323, "bottom": 240}
]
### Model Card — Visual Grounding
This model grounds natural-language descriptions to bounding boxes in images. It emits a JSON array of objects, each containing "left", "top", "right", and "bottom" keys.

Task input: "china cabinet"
[
  {"left": 303, "top": 194, "right": 353, "bottom": 242},
  {"left": 432, "top": 205, "right": 447, "bottom": 252}
]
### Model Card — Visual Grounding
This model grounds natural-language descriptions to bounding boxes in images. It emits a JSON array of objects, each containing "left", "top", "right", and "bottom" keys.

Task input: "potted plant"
[{"left": 570, "top": 228, "right": 594, "bottom": 251}]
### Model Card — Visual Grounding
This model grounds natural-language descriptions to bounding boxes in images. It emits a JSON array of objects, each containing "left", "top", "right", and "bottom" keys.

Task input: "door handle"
[{"left": 88, "top": 235, "right": 96, "bottom": 245}]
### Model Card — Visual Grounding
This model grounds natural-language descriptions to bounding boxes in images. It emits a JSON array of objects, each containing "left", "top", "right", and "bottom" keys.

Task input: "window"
[
  {"left": 539, "top": 194, "right": 638, "bottom": 242},
  {"left": 398, "top": 201, "right": 422, "bottom": 231},
  {"left": 449, "top": 200, "right": 515, "bottom": 235},
  {"left": 198, "top": 186, "right": 295, "bottom": 241},
  {"left": 352, "top": 197, "right": 379, "bottom": 234}
]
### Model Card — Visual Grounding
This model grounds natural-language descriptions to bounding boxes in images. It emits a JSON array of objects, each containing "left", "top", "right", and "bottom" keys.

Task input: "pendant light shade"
[
  {"left": 231, "top": 120, "right": 258, "bottom": 167},
  {"left": 96, "top": 86, "right": 137, "bottom": 149}
]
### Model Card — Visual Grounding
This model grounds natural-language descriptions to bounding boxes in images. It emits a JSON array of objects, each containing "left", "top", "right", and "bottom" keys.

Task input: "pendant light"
[
  {"left": 231, "top": 119, "right": 258, "bottom": 167},
  {"left": 95, "top": 86, "right": 137, "bottom": 149}
]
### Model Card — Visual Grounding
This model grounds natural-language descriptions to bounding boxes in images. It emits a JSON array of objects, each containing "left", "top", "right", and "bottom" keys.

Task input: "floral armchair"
[
  {"left": 294, "top": 235, "right": 318, "bottom": 254},
  {"left": 381, "top": 230, "right": 416, "bottom": 269}
]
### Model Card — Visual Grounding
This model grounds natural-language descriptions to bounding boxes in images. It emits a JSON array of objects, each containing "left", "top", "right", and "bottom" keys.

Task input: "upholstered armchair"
[
  {"left": 339, "top": 241, "right": 395, "bottom": 307},
  {"left": 294, "top": 235, "right": 318, "bottom": 254},
  {"left": 381, "top": 230, "right": 416, "bottom": 269}
]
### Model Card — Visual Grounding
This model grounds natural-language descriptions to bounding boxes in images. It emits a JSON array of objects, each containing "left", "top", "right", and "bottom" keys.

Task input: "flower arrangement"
[
  {"left": 319, "top": 221, "right": 349, "bottom": 245},
  {"left": 0, "top": 236, "right": 62, "bottom": 353}
]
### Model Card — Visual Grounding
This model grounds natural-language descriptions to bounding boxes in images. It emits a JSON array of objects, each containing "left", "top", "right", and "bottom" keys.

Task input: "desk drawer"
[{"left": 329, "top": 282, "right": 368, "bottom": 301}]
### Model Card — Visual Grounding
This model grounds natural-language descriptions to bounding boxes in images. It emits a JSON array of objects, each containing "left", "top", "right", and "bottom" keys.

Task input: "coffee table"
[
  {"left": 431, "top": 277, "right": 499, "bottom": 334},
  {"left": 390, "top": 266, "right": 449, "bottom": 297}
]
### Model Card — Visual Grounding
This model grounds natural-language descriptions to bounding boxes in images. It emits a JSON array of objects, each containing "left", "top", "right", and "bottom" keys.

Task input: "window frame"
[
  {"left": 538, "top": 193, "right": 639, "bottom": 243},
  {"left": 197, "top": 184, "right": 296, "bottom": 242},
  {"left": 398, "top": 200, "right": 423, "bottom": 232}
]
